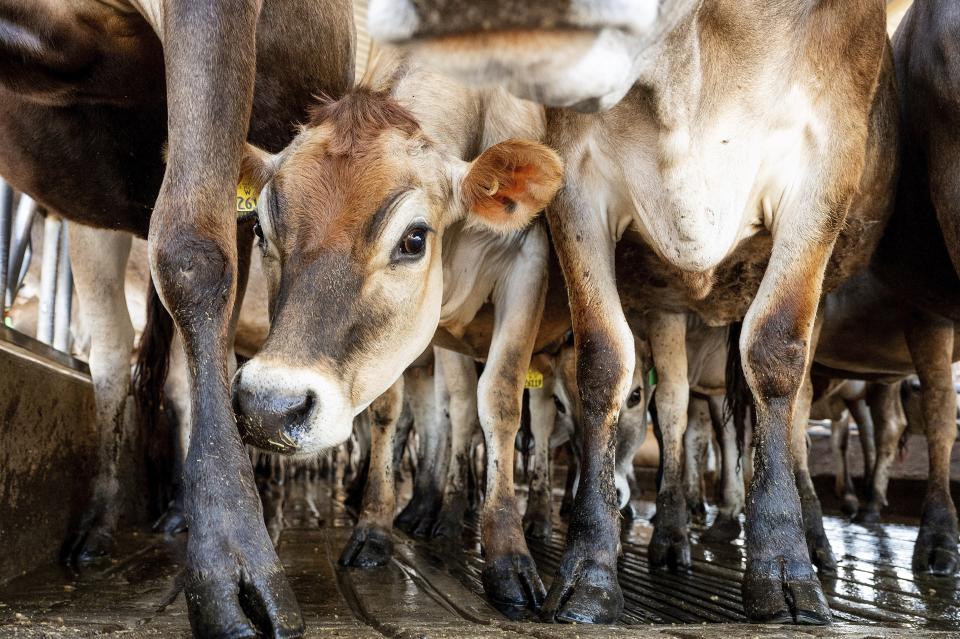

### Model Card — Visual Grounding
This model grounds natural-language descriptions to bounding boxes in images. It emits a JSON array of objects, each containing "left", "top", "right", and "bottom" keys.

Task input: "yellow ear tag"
[
  {"left": 524, "top": 369, "right": 544, "bottom": 389},
  {"left": 236, "top": 180, "right": 259, "bottom": 216}
]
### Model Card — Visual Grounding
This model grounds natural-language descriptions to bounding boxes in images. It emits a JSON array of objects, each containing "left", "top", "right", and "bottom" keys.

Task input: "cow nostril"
[{"left": 291, "top": 392, "right": 316, "bottom": 422}]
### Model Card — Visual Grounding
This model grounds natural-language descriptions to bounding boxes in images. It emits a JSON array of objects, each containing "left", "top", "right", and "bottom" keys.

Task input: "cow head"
[
  {"left": 368, "top": 0, "right": 698, "bottom": 111},
  {"left": 232, "top": 89, "right": 563, "bottom": 455}
]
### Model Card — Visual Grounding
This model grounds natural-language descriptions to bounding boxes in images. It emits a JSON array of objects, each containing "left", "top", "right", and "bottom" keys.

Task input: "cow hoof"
[
  {"left": 648, "top": 525, "right": 692, "bottom": 573},
  {"left": 542, "top": 558, "right": 622, "bottom": 624},
  {"left": 620, "top": 502, "right": 638, "bottom": 522},
  {"left": 523, "top": 513, "right": 553, "bottom": 541},
  {"left": 395, "top": 492, "right": 440, "bottom": 538},
  {"left": 688, "top": 501, "right": 707, "bottom": 525},
  {"left": 338, "top": 526, "right": 393, "bottom": 568},
  {"left": 187, "top": 565, "right": 304, "bottom": 639},
  {"left": 854, "top": 507, "right": 882, "bottom": 524},
  {"left": 430, "top": 510, "right": 463, "bottom": 539},
  {"left": 67, "top": 524, "right": 114, "bottom": 564},
  {"left": 702, "top": 513, "right": 742, "bottom": 544},
  {"left": 807, "top": 534, "right": 837, "bottom": 575},
  {"left": 153, "top": 501, "right": 188, "bottom": 536},
  {"left": 481, "top": 553, "right": 545, "bottom": 618},
  {"left": 742, "top": 560, "right": 831, "bottom": 625},
  {"left": 841, "top": 494, "right": 860, "bottom": 518},
  {"left": 913, "top": 530, "right": 959, "bottom": 577}
]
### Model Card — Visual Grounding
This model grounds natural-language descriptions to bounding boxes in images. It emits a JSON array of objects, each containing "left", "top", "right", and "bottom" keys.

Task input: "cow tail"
[
  {"left": 132, "top": 278, "right": 176, "bottom": 516},
  {"left": 723, "top": 322, "right": 753, "bottom": 465}
]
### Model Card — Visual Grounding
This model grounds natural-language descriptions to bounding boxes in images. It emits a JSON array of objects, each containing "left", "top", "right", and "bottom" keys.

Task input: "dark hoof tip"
[
  {"left": 338, "top": 526, "right": 393, "bottom": 568},
  {"left": 743, "top": 565, "right": 831, "bottom": 625},
  {"left": 543, "top": 560, "right": 622, "bottom": 625},
  {"left": 619, "top": 502, "right": 638, "bottom": 522},
  {"left": 841, "top": 495, "right": 860, "bottom": 518},
  {"left": 153, "top": 507, "right": 188, "bottom": 536},
  {"left": 523, "top": 516, "right": 553, "bottom": 541},
  {"left": 810, "top": 545, "right": 838, "bottom": 575},
  {"left": 481, "top": 553, "right": 545, "bottom": 615},
  {"left": 648, "top": 531, "right": 692, "bottom": 573},
  {"left": 702, "top": 514, "right": 742, "bottom": 544}
]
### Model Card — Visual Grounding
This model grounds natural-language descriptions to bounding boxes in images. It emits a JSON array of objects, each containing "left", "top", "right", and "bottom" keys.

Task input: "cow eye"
[
  {"left": 395, "top": 226, "right": 429, "bottom": 260},
  {"left": 627, "top": 387, "right": 643, "bottom": 408}
]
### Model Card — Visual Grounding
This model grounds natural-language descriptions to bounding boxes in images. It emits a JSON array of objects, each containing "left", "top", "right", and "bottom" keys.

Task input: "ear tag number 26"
[{"left": 237, "top": 180, "right": 258, "bottom": 216}]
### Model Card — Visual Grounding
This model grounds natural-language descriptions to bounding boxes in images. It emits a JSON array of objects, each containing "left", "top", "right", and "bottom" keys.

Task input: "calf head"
[
  {"left": 368, "top": 0, "right": 698, "bottom": 111},
  {"left": 232, "top": 89, "right": 562, "bottom": 454}
]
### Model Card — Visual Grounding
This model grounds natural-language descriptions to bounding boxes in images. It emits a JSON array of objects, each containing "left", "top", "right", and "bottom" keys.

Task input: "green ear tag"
[{"left": 647, "top": 368, "right": 657, "bottom": 386}]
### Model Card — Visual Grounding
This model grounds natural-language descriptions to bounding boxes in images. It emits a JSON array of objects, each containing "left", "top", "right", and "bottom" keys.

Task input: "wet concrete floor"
[{"left": 1, "top": 474, "right": 958, "bottom": 638}]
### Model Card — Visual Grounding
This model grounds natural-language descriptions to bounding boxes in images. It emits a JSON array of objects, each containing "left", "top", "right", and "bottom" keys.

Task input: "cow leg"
[
  {"left": 792, "top": 376, "right": 837, "bottom": 574},
  {"left": 848, "top": 394, "right": 877, "bottom": 496},
  {"left": 339, "top": 379, "right": 405, "bottom": 567},
  {"left": 148, "top": 4, "right": 305, "bottom": 636},
  {"left": 830, "top": 411, "right": 858, "bottom": 516},
  {"left": 524, "top": 357, "right": 558, "bottom": 541},
  {"left": 474, "top": 254, "right": 550, "bottom": 616},
  {"left": 395, "top": 363, "right": 447, "bottom": 536},
  {"left": 739, "top": 239, "right": 833, "bottom": 624},
  {"left": 683, "top": 395, "right": 711, "bottom": 525},
  {"left": 66, "top": 225, "right": 134, "bottom": 562},
  {"left": 857, "top": 383, "right": 906, "bottom": 523},
  {"left": 905, "top": 318, "right": 959, "bottom": 576},
  {"left": 648, "top": 312, "right": 692, "bottom": 572},
  {"left": 703, "top": 396, "right": 744, "bottom": 543},
  {"left": 541, "top": 189, "right": 631, "bottom": 624},
  {"left": 432, "top": 349, "right": 480, "bottom": 539},
  {"left": 344, "top": 413, "right": 372, "bottom": 513},
  {"left": 153, "top": 331, "right": 190, "bottom": 535}
]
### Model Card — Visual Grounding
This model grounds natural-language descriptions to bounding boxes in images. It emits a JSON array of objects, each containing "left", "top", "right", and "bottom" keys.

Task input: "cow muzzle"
[{"left": 232, "top": 359, "right": 354, "bottom": 455}]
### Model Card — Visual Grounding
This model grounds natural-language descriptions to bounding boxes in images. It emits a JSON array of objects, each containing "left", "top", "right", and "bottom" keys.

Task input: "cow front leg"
[
  {"left": 541, "top": 189, "right": 630, "bottom": 624},
  {"left": 395, "top": 362, "right": 447, "bottom": 537},
  {"left": 150, "top": 2, "right": 304, "bottom": 636},
  {"left": 856, "top": 383, "right": 906, "bottom": 523},
  {"left": 793, "top": 376, "right": 837, "bottom": 574},
  {"left": 702, "top": 396, "right": 745, "bottom": 543},
  {"left": 524, "top": 355, "right": 558, "bottom": 541},
  {"left": 906, "top": 318, "right": 959, "bottom": 576},
  {"left": 477, "top": 226, "right": 549, "bottom": 617},
  {"left": 739, "top": 240, "right": 833, "bottom": 625},
  {"left": 432, "top": 348, "right": 479, "bottom": 540},
  {"left": 648, "top": 312, "right": 692, "bottom": 572},
  {"left": 339, "top": 379, "right": 405, "bottom": 568},
  {"left": 66, "top": 225, "right": 134, "bottom": 563}
]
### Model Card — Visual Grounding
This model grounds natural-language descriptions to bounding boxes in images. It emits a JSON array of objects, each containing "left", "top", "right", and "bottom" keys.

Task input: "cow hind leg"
[
  {"left": 339, "top": 379, "right": 405, "bottom": 568},
  {"left": 432, "top": 349, "right": 479, "bottom": 540},
  {"left": 648, "top": 312, "right": 693, "bottom": 573},
  {"left": 524, "top": 359, "right": 558, "bottom": 540},
  {"left": 395, "top": 363, "right": 446, "bottom": 536},
  {"left": 703, "top": 397, "right": 744, "bottom": 543},
  {"left": 65, "top": 225, "right": 134, "bottom": 563},
  {"left": 906, "top": 319, "right": 959, "bottom": 576},
  {"left": 856, "top": 383, "right": 906, "bottom": 523},
  {"left": 683, "top": 395, "right": 711, "bottom": 525},
  {"left": 830, "top": 411, "right": 859, "bottom": 516},
  {"left": 793, "top": 378, "right": 837, "bottom": 574}
]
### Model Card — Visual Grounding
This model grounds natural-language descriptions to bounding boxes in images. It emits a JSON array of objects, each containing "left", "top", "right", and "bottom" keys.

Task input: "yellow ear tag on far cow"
[
  {"left": 524, "top": 369, "right": 544, "bottom": 389},
  {"left": 236, "top": 180, "right": 259, "bottom": 216}
]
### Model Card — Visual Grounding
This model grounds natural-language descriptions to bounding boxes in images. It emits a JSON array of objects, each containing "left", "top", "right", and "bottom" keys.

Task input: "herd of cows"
[{"left": 1, "top": 0, "right": 959, "bottom": 637}]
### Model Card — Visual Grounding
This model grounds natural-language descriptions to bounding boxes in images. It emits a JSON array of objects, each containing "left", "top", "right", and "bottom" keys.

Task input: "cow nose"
[{"left": 232, "top": 371, "right": 316, "bottom": 451}]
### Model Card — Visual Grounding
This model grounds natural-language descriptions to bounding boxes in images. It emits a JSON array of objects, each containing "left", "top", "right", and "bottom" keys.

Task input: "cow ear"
[
  {"left": 238, "top": 144, "right": 274, "bottom": 195},
  {"left": 459, "top": 139, "right": 563, "bottom": 232}
]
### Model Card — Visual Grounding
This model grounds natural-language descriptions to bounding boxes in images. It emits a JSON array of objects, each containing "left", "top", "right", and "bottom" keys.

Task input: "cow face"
[
  {"left": 232, "top": 90, "right": 562, "bottom": 455},
  {"left": 368, "top": 0, "right": 698, "bottom": 111}
]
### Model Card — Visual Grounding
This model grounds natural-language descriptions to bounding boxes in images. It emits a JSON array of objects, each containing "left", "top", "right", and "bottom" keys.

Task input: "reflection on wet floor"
[{"left": 0, "top": 471, "right": 958, "bottom": 637}]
